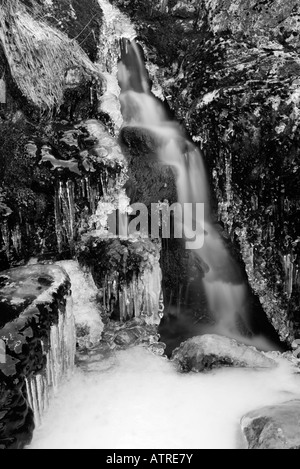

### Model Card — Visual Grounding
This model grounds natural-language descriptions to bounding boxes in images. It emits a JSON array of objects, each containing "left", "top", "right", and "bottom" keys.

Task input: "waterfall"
[
  {"left": 118, "top": 39, "right": 276, "bottom": 350},
  {"left": 25, "top": 296, "right": 76, "bottom": 428}
]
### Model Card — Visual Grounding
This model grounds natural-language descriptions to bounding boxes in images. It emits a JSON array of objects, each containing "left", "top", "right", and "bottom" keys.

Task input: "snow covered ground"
[{"left": 29, "top": 347, "right": 300, "bottom": 449}]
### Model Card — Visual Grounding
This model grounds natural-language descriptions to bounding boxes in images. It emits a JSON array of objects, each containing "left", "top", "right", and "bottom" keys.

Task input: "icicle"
[
  {"left": 251, "top": 195, "right": 259, "bottom": 211},
  {"left": 115, "top": 261, "right": 162, "bottom": 325},
  {"left": 11, "top": 224, "right": 22, "bottom": 254},
  {"left": 25, "top": 296, "right": 76, "bottom": 428},
  {"left": 284, "top": 197, "right": 290, "bottom": 213},
  {"left": 0, "top": 220, "right": 10, "bottom": 259},
  {"left": 54, "top": 181, "right": 64, "bottom": 253},
  {"left": 66, "top": 180, "right": 76, "bottom": 249},
  {"left": 85, "top": 176, "right": 92, "bottom": 209},
  {"left": 283, "top": 254, "right": 294, "bottom": 299},
  {"left": 158, "top": 290, "right": 165, "bottom": 319},
  {"left": 268, "top": 222, "right": 275, "bottom": 241},
  {"left": 0, "top": 76, "right": 6, "bottom": 104},
  {"left": 54, "top": 179, "right": 77, "bottom": 252},
  {"left": 100, "top": 173, "right": 106, "bottom": 197}
]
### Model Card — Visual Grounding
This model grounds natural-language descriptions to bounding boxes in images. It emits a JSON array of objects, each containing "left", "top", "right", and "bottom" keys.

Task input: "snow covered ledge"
[{"left": 0, "top": 264, "right": 76, "bottom": 449}]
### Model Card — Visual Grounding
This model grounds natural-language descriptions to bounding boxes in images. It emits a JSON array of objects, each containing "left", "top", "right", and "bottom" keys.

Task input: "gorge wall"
[
  {"left": 0, "top": 0, "right": 163, "bottom": 340},
  {"left": 0, "top": 0, "right": 299, "bottom": 344},
  {"left": 110, "top": 0, "right": 300, "bottom": 344}
]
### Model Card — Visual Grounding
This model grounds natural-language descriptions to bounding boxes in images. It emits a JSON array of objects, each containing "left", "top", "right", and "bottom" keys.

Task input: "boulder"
[
  {"left": 171, "top": 334, "right": 277, "bottom": 372},
  {"left": 76, "top": 343, "right": 116, "bottom": 373},
  {"left": 0, "top": 263, "right": 74, "bottom": 449},
  {"left": 114, "top": 329, "right": 138, "bottom": 347},
  {"left": 241, "top": 400, "right": 300, "bottom": 449}
]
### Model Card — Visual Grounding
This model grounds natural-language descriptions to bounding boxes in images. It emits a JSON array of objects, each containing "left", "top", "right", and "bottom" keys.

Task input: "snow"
[
  {"left": 28, "top": 347, "right": 300, "bottom": 449},
  {"left": 97, "top": 0, "right": 136, "bottom": 131},
  {"left": 97, "top": 0, "right": 136, "bottom": 41},
  {"left": 57, "top": 261, "right": 104, "bottom": 346},
  {"left": 287, "top": 88, "right": 300, "bottom": 106},
  {"left": 197, "top": 90, "right": 220, "bottom": 109}
]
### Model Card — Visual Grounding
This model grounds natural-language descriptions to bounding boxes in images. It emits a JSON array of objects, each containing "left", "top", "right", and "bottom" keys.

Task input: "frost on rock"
[
  {"left": 37, "top": 119, "right": 127, "bottom": 255},
  {"left": 97, "top": 0, "right": 136, "bottom": 131},
  {"left": 87, "top": 187, "right": 131, "bottom": 237}
]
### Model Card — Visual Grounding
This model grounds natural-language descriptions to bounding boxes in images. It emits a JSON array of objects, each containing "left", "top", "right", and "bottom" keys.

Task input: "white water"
[
  {"left": 25, "top": 262, "right": 300, "bottom": 450},
  {"left": 28, "top": 346, "right": 300, "bottom": 449}
]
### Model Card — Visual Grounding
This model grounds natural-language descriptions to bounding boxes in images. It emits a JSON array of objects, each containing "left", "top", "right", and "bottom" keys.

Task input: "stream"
[{"left": 27, "top": 262, "right": 300, "bottom": 450}]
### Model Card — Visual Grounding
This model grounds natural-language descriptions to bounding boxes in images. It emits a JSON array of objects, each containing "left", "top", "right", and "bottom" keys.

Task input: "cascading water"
[{"left": 118, "top": 39, "right": 280, "bottom": 351}]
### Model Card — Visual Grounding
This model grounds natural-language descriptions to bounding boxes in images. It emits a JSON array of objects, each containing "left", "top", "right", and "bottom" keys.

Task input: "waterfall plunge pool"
[{"left": 28, "top": 346, "right": 300, "bottom": 450}]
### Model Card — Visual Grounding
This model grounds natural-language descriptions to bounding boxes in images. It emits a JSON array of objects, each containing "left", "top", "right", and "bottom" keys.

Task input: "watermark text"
[{"left": 105, "top": 202, "right": 205, "bottom": 250}]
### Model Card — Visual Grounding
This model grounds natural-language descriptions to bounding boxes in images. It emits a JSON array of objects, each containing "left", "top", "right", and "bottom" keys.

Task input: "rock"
[
  {"left": 113, "top": 324, "right": 161, "bottom": 347},
  {"left": 120, "top": 125, "right": 177, "bottom": 209},
  {"left": 241, "top": 400, "right": 300, "bottom": 449},
  {"left": 76, "top": 343, "right": 116, "bottom": 373},
  {"left": 171, "top": 334, "right": 277, "bottom": 372},
  {"left": 114, "top": 330, "right": 138, "bottom": 347},
  {"left": 0, "top": 264, "right": 69, "bottom": 331},
  {"left": 0, "top": 263, "right": 73, "bottom": 449},
  {"left": 0, "top": 0, "right": 107, "bottom": 267},
  {"left": 148, "top": 342, "right": 166, "bottom": 356}
]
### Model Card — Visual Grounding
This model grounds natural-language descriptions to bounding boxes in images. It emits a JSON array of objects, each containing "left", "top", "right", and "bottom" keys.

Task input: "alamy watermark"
[
  {"left": 104, "top": 202, "right": 205, "bottom": 250},
  {"left": 0, "top": 339, "right": 5, "bottom": 364}
]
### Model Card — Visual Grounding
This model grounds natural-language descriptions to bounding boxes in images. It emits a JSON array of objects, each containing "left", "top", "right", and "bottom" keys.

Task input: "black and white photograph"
[{"left": 0, "top": 0, "right": 300, "bottom": 451}]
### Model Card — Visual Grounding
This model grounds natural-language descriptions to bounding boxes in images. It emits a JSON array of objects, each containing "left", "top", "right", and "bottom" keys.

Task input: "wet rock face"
[
  {"left": 171, "top": 334, "right": 277, "bottom": 373},
  {"left": 120, "top": 126, "right": 177, "bottom": 208},
  {"left": 0, "top": 266, "right": 54, "bottom": 327},
  {"left": 0, "top": 114, "right": 123, "bottom": 266},
  {"left": 0, "top": 0, "right": 106, "bottom": 269},
  {"left": 111, "top": 0, "right": 300, "bottom": 344},
  {"left": 0, "top": 264, "right": 71, "bottom": 449},
  {"left": 241, "top": 400, "right": 300, "bottom": 449}
]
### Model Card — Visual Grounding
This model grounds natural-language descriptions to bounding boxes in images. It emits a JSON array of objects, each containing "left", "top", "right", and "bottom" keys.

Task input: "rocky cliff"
[
  {"left": 110, "top": 0, "right": 300, "bottom": 344},
  {"left": 1, "top": 0, "right": 299, "bottom": 343},
  {"left": 0, "top": 0, "right": 109, "bottom": 267}
]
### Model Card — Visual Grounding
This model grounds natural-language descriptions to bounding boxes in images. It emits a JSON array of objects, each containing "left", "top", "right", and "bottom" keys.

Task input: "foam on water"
[{"left": 29, "top": 347, "right": 300, "bottom": 449}]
